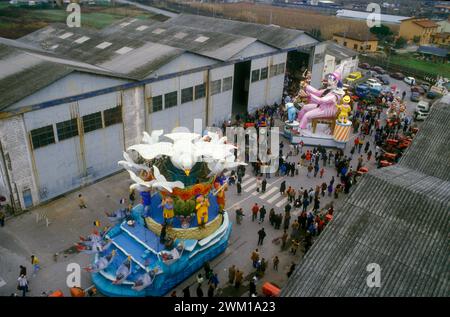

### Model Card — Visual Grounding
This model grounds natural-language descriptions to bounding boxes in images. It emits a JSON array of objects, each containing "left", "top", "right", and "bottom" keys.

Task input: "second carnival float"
[
  {"left": 77, "top": 131, "right": 245, "bottom": 296},
  {"left": 283, "top": 64, "right": 353, "bottom": 149}
]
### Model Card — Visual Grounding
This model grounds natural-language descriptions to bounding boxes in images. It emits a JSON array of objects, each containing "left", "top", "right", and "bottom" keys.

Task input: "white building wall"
[
  {"left": 208, "top": 65, "right": 234, "bottom": 126},
  {"left": 78, "top": 93, "right": 124, "bottom": 183},
  {"left": 248, "top": 52, "right": 287, "bottom": 113},
  {"left": 147, "top": 71, "right": 207, "bottom": 133},
  {"left": 122, "top": 86, "right": 146, "bottom": 149},
  {"left": 23, "top": 102, "right": 83, "bottom": 201},
  {"left": 0, "top": 116, "right": 39, "bottom": 209},
  {"left": 19, "top": 91, "right": 124, "bottom": 202}
]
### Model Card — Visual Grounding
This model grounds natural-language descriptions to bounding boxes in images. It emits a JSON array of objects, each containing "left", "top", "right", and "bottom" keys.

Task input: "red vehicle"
[
  {"left": 391, "top": 72, "right": 405, "bottom": 80},
  {"left": 359, "top": 62, "right": 371, "bottom": 69},
  {"left": 371, "top": 66, "right": 386, "bottom": 74},
  {"left": 379, "top": 160, "right": 393, "bottom": 167},
  {"left": 411, "top": 85, "right": 425, "bottom": 95}
]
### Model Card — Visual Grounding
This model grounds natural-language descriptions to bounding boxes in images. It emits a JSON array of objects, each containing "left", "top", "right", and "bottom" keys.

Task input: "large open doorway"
[
  {"left": 286, "top": 50, "right": 310, "bottom": 97},
  {"left": 232, "top": 60, "right": 251, "bottom": 118}
]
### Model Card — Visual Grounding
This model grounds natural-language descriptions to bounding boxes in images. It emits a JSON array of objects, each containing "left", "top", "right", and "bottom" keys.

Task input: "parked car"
[
  {"left": 345, "top": 71, "right": 363, "bottom": 83},
  {"left": 420, "top": 84, "right": 430, "bottom": 92},
  {"left": 359, "top": 63, "right": 371, "bottom": 69},
  {"left": 365, "top": 70, "right": 378, "bottom": 77},
  {"left": 371, "top": 66, "right": 386, "bottom": 74},
  {"left": 404, "top": 76, "right": 416, "bottom": 85},
  {"left": 426, "top": 91, "right": 441, "bottom": 100},
  {"left": 376, "top": 75, "right": 390, "bottom": 85},
  {"left": 410, "top": 92, "right": 421, "bottom": 102},
  {"left": 366, "top": 78, "right": 382, "bottom": 88},
  {"left": 391, "top": 72, "right": 405, "bottom": 80},
  {"left": 411, "top": 85, "right": 425, "bottom": 95},
  {"left": 414, "top": 109, "right": 429, "bottom": 121},
  {"left": 416, "top": 100, "right": 430, "bottom": 112}
]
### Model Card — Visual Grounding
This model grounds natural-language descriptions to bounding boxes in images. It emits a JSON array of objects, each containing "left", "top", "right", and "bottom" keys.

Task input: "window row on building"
[
  {"left": 251, "top": 63, "right": 285, "bottom": 83},
  {"left": 30, "top": 106, "right": 122, "bottom": 150},
  {"left": 151, "top": 76, "right": 233, "bottom": 113}
]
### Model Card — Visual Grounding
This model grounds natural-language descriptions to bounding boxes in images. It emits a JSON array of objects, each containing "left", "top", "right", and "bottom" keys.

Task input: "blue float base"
[{"left": 90, "top": 209, "right": 232, "bottom": 297}]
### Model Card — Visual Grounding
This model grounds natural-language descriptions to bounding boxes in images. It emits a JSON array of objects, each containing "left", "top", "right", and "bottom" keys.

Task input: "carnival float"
[
  {"left": 283, "top": 66, "right": 353, "bottom": 148},
  {"left": 78, "top": 130, "right": 244, "bottom": 296}
]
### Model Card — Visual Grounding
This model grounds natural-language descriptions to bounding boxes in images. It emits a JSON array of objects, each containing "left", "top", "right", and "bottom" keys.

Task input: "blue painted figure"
[{"left": 286, "top": 103, "right": 297, "bottom": 123}]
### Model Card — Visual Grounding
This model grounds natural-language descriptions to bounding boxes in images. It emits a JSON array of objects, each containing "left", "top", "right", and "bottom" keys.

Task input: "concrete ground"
[{"left": 0, "top": 75, "right": 422, "bottom": 297}]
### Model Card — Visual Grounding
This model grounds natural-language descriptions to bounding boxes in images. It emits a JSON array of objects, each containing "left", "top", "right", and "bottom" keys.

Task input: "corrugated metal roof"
[
  {"left": 282, "top": 99, "right": 450, "bottom": 297},
  {"left": 1, "top": 14, "right": 318, "bottom": 111},
  {"left": 167, "top": 14, "right": 313, "bottom": 49},
  {"left": 323, "top": 40, "right": 359, "bottom": 61}
]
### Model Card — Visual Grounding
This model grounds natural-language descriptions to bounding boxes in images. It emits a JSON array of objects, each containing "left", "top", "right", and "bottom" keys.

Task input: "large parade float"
[
  {"left": 78, "top": 131, "right": 243, "bottom": 296},
  {"left": 283, "top": 66, "right": 353, "bottom": 149}
]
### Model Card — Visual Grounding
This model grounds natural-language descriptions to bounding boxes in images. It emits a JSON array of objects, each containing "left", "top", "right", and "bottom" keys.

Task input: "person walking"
[
  {"left": 182, "top": 286, "right": 191, "bottom": 297},
  {"left": 283, "top": 213, "right": 291, "bottom": 231},
  {"left": 290, "top": 239, "right": 300, "bottom": 255},
  {"left": 319, "top": 167, "right": 325, "bottom": 179},
  {"left": 251, "top": 249, "right": 260, "bottom": 268},
  {"left": 235, "top": 208, "right": 244, "bottom": 225},
  {"left": 249, "top": 279, "right": 257, "bottom": 297},
  {"left": 237, "top": 182, "right": 242, "bottom": 195},
  {"left": 228, "top": 265, "right": 236, "bottom": 284},
  {"left": 19, "top": 265, "right": 27, "bottom": 277},
  {"left": 0, "top": 210, "right": 5, "bottom": 227},
  {"left": 287, "top": 262, "right": 296, "bottom": 278},
  {"left": 321, "top": 182, "right": 327, "bottom": 197},
  {"left": 17, "top": 275, "right": 28, "bottom": 297},
  {"left": 281, "top": 230, "right": 288, "bottom": 250},
  {"left": 269, "top": 208, "right": 275, "bottom": 226},
  {"left": 78, "top": 194, "right": 87, "bottom": 209},
  {"left": 302, "top": 197, "right": 309, "bottom": 213},
  {"left": 259, "top": 206, "right": 266, "bottom": 224},
  {"left": 273, "top": 256, "right": 280, "bottom": 271},
  {"left": 280, "top": 181, "right": 286, "bottom": 195},
  {"left": 31, "top": 255, "right": 40, "bottom": 277},
  {"left": 313, "top": 163, "right": 319, "bottom": 178},
  {"left": 234, "top": 270, "right": 243, "bottom": 289},
  {"left": 328, "top": 183, "right": 333, "bottom": 197},
  {"left": 209, "top": 273, "right": 219, "bottom": 289},
  {"left": 364, "top": 141, "right": 370, "bottom": 154},
  {"left": 256, "top": 177, "right": 262, "bottom": 193},
  {"left": 257, "top": 228, "right": 267, "bottom": 246},
  {"left": 207, "top": 284, "right": 215, "bottom": 297},
  {"left": 196, "top": 284, "right": 204, "bottom": 297},
  {"left": 367, "top": 150, "right": 373, "bottom": 161},
  {"left": 307, "top": 163, "right": 313, "bottom": 178},
  {"left": 261, "top": 178, "right": 267, "bottom": 193},
  {"left": 251, "top": 203, "right": 259, "bottom": 222}
]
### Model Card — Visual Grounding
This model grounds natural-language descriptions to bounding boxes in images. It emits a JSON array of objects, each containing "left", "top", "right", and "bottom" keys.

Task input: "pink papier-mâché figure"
[{"left": 297, "top": 70, "right": 345, "bottom": 129}]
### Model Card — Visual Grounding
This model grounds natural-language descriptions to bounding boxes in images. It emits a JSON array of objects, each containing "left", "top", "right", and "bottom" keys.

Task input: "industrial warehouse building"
[{"left": 0, "top": 13, "right": 320, "bottom": 210}]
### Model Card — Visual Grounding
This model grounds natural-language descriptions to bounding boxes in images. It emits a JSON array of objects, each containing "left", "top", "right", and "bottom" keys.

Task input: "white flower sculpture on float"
[{"left": 119, "top": 130, "right": 245, "bottom": 192}]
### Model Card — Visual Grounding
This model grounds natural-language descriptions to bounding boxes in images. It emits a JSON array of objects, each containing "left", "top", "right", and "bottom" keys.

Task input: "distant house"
[
  {"left": 332, "top": 32, "right": 378, "bottom": 53},
  {"left": 416, "top": 46, "right": 449, "bottom": 63},
  {"left": 309, "top": 41, "right": 359, "bottom": 88},
  {"left": 399, "top": 17, "right": 439, "bottom": 46},
  {"left": 437, "top": 17, "right": 450, "bottom": 33},
  {"left": 432, "top": 32, "right": 450, "bottom": 47}
]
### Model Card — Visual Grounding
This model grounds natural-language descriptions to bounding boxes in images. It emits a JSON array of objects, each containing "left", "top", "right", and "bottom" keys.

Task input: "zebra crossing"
[{"left": 223, "top": 171, "right": 291, "bottom": 209}]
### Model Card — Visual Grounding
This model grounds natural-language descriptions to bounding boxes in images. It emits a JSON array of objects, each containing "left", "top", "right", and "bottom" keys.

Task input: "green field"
[
  {"left": 0, "top": 3, "right": 167, "bottom": 39},
  {"left": 387, "top": 54, "right": 450, "bottom": 78}
]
